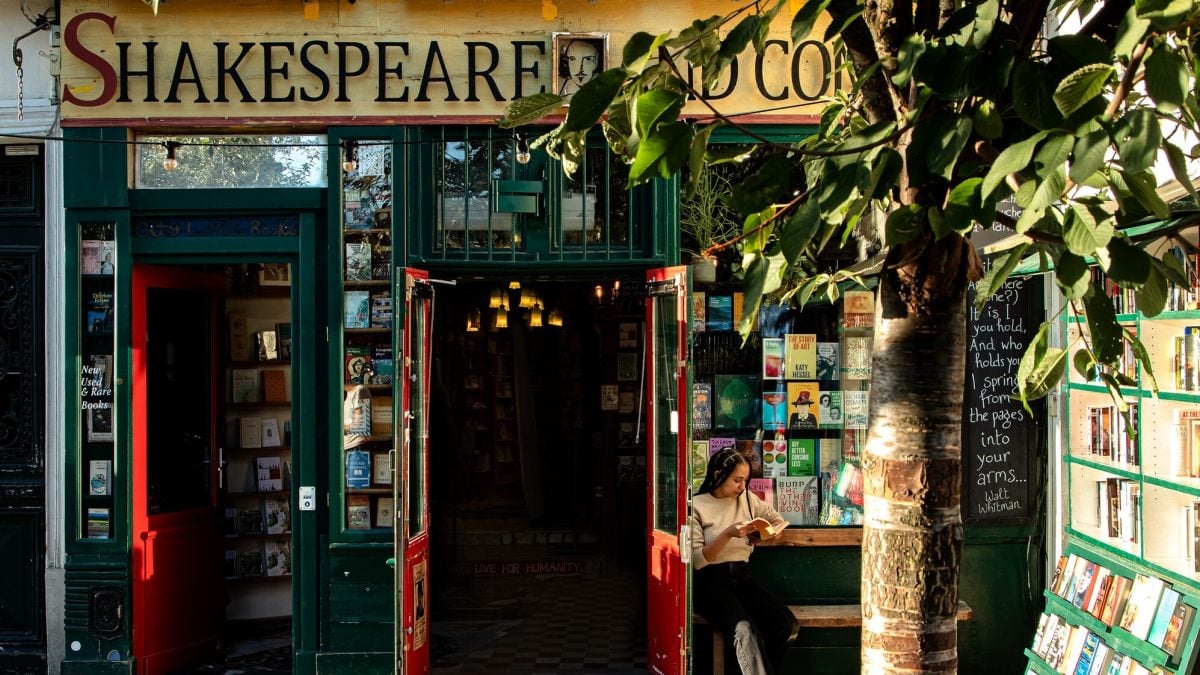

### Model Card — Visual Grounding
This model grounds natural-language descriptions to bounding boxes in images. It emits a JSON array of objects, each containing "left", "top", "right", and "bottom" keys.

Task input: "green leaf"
[
  {"left": 1055, "top": 251, "right": 1091, "bottom": 300},
  {"left": 1113, "top": 108, "right": 1161, "bottom": 174},
  {"left": 974, "top": 243, "right": 1030, "bottom": 311},
  {"left": 685, "top": 125, "right": 719, "bottom": 200},
  {"left": 1063, "top": 203, "right": 1114, "bottom": 256},
  {"left": 1082, "top": 281, "right": 1123, "bottom": 365},
  {"left": 892, "top": 33, "right": 926, "bottom": 88},
  {"left": 1119, "top": 169, "right": 1169, "bottom": 219},
  {"left": 1069, "top": 128, "right": 1109, "bottom": 184},
  {"left": 498, "top": 93, "right": 565, "bottom": 128},
  {"left": 1127, "top": 333, "right": 1158, "bottom": 393},
  {"left": 1106, "top": 236, "right": 1152, "bottom": 284},
  {"left": 780, "top": 198, "right": 820, "bottom": 264},
  {"left": 1028, "top": 165, "right": 1067, "bottom": 212},
  {"left": 1032, "top": 132, "right": 1074, "bottom": 181},
  {"left": 741, "top": 206, "right": 776, "bottom": 254},
  {"left": 720, "top": 15, "right": 761, "bottom": 63},
  {"left": 1016, "top": 322, "right": 1067, "bottom": 407},
  {"left": 943, "top": 178, "right": 986, "bottom": 235},
  {"left": 1136, "top": 0, "right": 1195, "bottom": 28},
  {"left": 635, "top": 89, "right": 685, "bottom": 139},
  {"left": 792, "top": 0, "right": 833, "bottom": 43},
  {"left": 866, "top": 149, "right": 903, "bottom": 200},
  {"left": 622, "top": 32, "right": 656, "bottom": 68},
  {"left": 982, "top": 130, "right": 1050, "bottom": 198},
  {"left": 1073, "top": 348, "right": 1098, "bottom": 381},
  {"left": 738, "top": 253, "right": 785, "bottom": 337},
  {"left": 1134, "top": 264, "right": 1168, "bottom": 317},
  {"left": 1013, "top": 61, "right": 1063, "bottom": 130},
  {"left": 927, "top": 114, "right": 973, "bottom": 180},
  {"left": 727, "top": 154, "right": 795, "bottom": 216},
  {"left": 602, "top": 98, "right": 634, "bottom": 158},
  {"left": 562, "top": 68, "right": 628, "bottom": 133},
  {"left": 1156, "top": 251, "right": 1190, "bottom": 288},
  {"left": 628, "top": 121, "right": 693, "bottom": 184},
  {"left": 972, "top": 100, "right": 1003, "bottom": 140},
  {"left": 1053, "top": 63, "right": 1115, "bottom": 116},
  {"left": 1144, "top": 42, "right": 1188, "bottom": 112},
  {"left": 884, "top": 204, "right": 924, "bottom": 246},
  {"left": 1164, "top": 142, "right": 1200, "bottom": 204},
  {"left": 1114, "top": 5, "right": 1151, "bottom": 60}
]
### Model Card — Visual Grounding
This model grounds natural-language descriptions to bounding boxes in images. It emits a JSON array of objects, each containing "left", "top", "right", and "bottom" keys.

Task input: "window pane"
[
  {"left": 562, "top": 146, "right": 628, "bottom": 247},
  {"left": 343, "top": 142, "right": 392, "bottom": 231},
  {"left": 136, "top": 135, "right": 327, "bottom": 189},
  {"left": 434, "top": 138, "right": 517, "bottom": 250},
  {"left": 653, "top": 293, "right": 678, "bottom": 530}
]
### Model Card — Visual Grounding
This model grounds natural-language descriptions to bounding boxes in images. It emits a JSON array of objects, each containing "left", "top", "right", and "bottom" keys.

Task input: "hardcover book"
[
  {"left": 787, "top": 438, "right": 816, "bottom": 476},
  {"left": 231, "top": 369, "right": 259, "bottom": 403},
  {"left": 1147, "top": 587, "right": 1181, "bottom": 647},
  {"left": 818, "top": 389, "right": 843, "bottom": 429},
  {"left": 344, "top": 290, "right": 371, "bottom": 328},
  {"left": 228, "top": 311, "right": 251, "bottom": 361},
  {"left": 844, "top": 390, "right": 869, "bottom": 429},
  {"left": 816, "top": 342, "right": 839, "bottom": 380},
  {"left": 714, "top": 374, "right": 760, "bottom": 429},
  {"left": 372, "top": 451, "right": 392, "bottom": 486},
  {"left": 239, "top": 417, "right": 263, "bottom": 449},
  {"left": 371, "top": 396, "right": 393, "bottom": 437},
  {"left": 786, "top": 382, "right": 819, "bottom": 429},
  {"left": 346, "top": 449, "right": 371, "bottom": 489},
  {"left": 256, "top": 456, "right": 284, "bottom": 492},
  {"left": 260, "top": 418, "right": 281, "bottom": 448},
  {"left": 706, "top": 295, "right": 733, "bottom": 331},
  {"left": 256, "top": 330, "right": 279, "bottom": 361},
  {"left": 736, "top": 438, "right": 764, "bottom": 478},
  {"left": 1161, "top": 601, "right": 1196, "bottom": 665},
  {"left": 264, "top": 539, "right": 291, "bottom": 576},
  {"left": 843, "top": 289, "right": 874, "bottom": 328},
  {"left": 692, "top": 382, "right": 712, "bottom": 431},
  {"left": 345, "top": 241, "right": 372, "bottom": 281},
  {"left": 376, "top": 497, "right": 395, "bottom": 529},
  {"left": 347, "top": 495, "right": 371, "bottom": 530},
  {"left": 1119, "top": 574, "right": 1166, "bottom": 640},
  {"left": 264, "top": 496, "right": 290, "bottom": 534},
  {"left": 760, "top": 433, "right": 789, "bottom": 478},
  {"left": 784, "top": 333, "right": 817, "bottom": 380},
  {"left": 776, "top": 475, "right": 819, "bottom": 525},
  {"left": 240, "top": 508, "right": 264, "bottom": 535},
  {"left": 262, "top": 369, "right": 288, "bottom": 404},
  {"left": 761, "top": 390, "right": 788, "bottom": 431},
  {"left": 691, "top": 292, "right": 706, "bottom": 333},
  {"left": 762, "top": 338, "right": 784, "bottom": 380},
  {"left": 843, "top": 336, "right": 871, "bottom": 379}
]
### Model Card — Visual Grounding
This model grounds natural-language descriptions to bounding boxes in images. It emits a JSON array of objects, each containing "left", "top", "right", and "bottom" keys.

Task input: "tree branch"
[{"left": 828, "top": 0, "right": 894, "bottom": 124}]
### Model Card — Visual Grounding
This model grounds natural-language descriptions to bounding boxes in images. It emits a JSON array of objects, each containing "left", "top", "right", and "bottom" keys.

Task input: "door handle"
[{"left": 218, "top": 447, "right": 227, "bottom": 490}]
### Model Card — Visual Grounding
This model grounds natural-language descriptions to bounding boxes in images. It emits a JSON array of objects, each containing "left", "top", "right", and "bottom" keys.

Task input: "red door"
[
  {"left": 645, "top": 266, "right": 692, "bottom": 675},
  {"left": 132, "top": 265, "right": 225, "bottom": 674},
  {"left": 395, "top": 268, "right": 433, "bottom": 674}
]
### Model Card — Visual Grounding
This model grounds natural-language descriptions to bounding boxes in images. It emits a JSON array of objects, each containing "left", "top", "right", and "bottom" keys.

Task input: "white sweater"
[{"left": 688, "top": 491, "right": 783, "bottom": 570}]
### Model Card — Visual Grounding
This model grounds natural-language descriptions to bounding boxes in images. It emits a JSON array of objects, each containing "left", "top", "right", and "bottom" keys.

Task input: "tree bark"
[{"left": 860, "top": 238, "right": 967, "bottom": 674}]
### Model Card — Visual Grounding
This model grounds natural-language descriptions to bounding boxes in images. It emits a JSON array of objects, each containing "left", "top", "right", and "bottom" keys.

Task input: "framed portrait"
[
  {"left": 552, "top": 32, "right": 609, "bottom": 99},
  {"left": 257, "top": 263, "right": 291, "bottom": 288}
]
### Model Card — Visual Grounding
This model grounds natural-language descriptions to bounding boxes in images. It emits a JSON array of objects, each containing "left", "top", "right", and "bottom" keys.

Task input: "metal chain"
[{"left": 14, "top": 42, "right": 23, "bottom": 121}]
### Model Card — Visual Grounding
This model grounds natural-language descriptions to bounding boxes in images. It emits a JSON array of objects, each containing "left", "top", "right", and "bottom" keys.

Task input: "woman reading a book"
[{"left": 689, "top": 447, "right": 797, "bottom": 675}]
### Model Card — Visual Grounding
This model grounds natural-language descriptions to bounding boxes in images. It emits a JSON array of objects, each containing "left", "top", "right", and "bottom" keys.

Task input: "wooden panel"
[
  {"left": 326, "top": 621, "right": 392, "bottom": 651},
  {"left": 313, "top": 651, "right": 391, "bottom": 673},
  {"left": 756, "top": 527, "right": 862, "bottom": 547},
  {"left": 327, "top": 582, "right": 391, "bottom": 621}
]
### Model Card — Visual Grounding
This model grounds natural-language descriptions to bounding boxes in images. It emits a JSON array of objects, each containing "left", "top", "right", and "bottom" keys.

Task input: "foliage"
[
  {"left": 679, "top": 165, "right": 742, "bottom": 261},
  {"left": 501, "top": 0, "right": 1200, "bottom": 412}
]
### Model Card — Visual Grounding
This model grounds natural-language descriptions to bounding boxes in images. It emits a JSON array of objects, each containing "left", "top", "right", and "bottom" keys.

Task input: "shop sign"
[
  {"left": 59, "top": 0, "right": 840, "bottom": 124},
  {"left": 472, "top": 561, "right": 585, "bottom": 575}
]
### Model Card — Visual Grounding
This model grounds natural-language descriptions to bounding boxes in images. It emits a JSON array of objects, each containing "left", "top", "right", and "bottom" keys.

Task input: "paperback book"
[
  {"left": 817, "top": 389, "right": 843, "bottom": 429},
  {"left": 815, "top": 342, "right": 839, "bottom": 380},
  {"left": 706, "top": 295, "right": 733, "bottom": 331},
  {"left": 692, "top": 382, "right": 712, "bottom": 431},
  {"left": 256, "top": 456, "right": 284, "bottom": 492},
  {"left": 346, "top": 449, "right": 371, "bottom": 489},
  {"left": 776, "top": 475, "right": 819, "bottom": 525},
  {"left": 786, "top": 382, "right": 819, "bottom": 430},
  {"left": 86, "top": 507, "right": 110, "bottom": 539},
  {"left": 784, "top": 333, "right": 817, "bottom": 380},
  {"left": 762, "top": 338, "right": 784, "bottom": 380},
  {"left": 760, "top": 433, "right": 789, "bottom": 478},
  {"left": 347, "top": 495, "right": 371, "bottom": 530},
  {"left": 787, "top": 438, "right": 816, "bottom": 476},
  {"left": 747, "top": 478, "right": 776, "bottom": 509},
  {"left": 264, "top": 496, "right": 290, "bottom": 534},
  {"left": 714, "top": 374, "right": 760, "bottom": 429},
  {"left": 264, "top": 540, "right": 291, "bottom": 576}
]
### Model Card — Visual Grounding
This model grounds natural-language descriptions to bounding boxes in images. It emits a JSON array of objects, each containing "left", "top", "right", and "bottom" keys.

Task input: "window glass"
[
  {"left": 561, "top": 146, "right": 629, "bottom": 247},
  {"left": 136, "top": 135, "right": 327, "bottom": 189},
  {"left": 434, "top": 137, "right": 518, "bottom": 250}
]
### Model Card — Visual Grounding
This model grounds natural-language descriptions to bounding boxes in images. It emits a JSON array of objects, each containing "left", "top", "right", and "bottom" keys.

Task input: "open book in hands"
[{"left": 745, "top": 517, "right": 781, "bottom": 543}]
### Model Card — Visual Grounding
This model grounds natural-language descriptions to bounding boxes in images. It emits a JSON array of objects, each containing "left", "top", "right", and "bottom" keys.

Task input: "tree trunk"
[{"left": 860, "top": 246, "right": 967, "bottom": 673}]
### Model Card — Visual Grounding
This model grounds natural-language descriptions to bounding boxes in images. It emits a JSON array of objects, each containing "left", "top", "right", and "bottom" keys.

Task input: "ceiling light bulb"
[
  {"left": 515, "top": 133, "right": 531, "bottom": 165},
  {"left": 341, "top": 140, "right": 358, "bottom": 173},
  {"left": 162, "top": 141, "right": 180, "bottom": 172}
]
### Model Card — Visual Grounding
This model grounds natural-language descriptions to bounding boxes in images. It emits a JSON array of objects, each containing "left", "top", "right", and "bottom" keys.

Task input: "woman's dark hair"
[{"left": 696, "top": 446, "right": 747, "bottom": 496}]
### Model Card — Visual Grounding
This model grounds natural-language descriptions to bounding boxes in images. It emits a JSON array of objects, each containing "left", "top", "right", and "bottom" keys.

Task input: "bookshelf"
[
  {"left": 79, "top": 226, "right": 116, "bottom": 542},
  {"left": 1028, "top": 263, "right": 1200, "bottom": 673},
  {"left": 339, "top": 139, "right": 396, "bottom": 533},
  {"left": 222, "top": 283, "right": 293, "bottom": 619}
]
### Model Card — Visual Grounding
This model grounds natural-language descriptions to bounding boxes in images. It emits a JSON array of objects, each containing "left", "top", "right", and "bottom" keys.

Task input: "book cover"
[
  {"left": 761, "top": 432, "right": 789, "bottom": 478},
  {"left": 86, "top": 406, "right": 114, "bottom": 443},
  {"left": 776, "top": 475, "right": 819, "bottom": 525},
  {"left": 690, "top": 441, "right": 709, "bottom": 488},
  {"left": 1070, "top": 561, "right": 1098, "bottom": 608},
  {"left": 618, "top": 322, "right": 639, "bottom": 348},
  {"left": 85, "top": 290, "right": 114, "bottom": 334},
  {"left": 601, "top": 384, "right": 619, "bottom": 411},
  {"left": 1161, "top": 602, "right": 1196, "bottom": 664},
  {"left": 345, "top": 241, "right": 372, "bottom": 281},
  {"left": 86, "top": 507, "right": 110, "bottom": 539},
  {"left": 256, "top": 456, "right": 284, "bottom": 492},
  {"left": 347, "top": 495, "right": 371, "bottom": 530},
  {"left": 260, "top": 418, "right": 282, "bottom": 448},
  {"left": 709, "top": 436, "right": 736, "bottom": 458},
  {"left": 1053, "top": 553, "right": 1081, "bottom": 597},
  {"left": 736, "top": 438, "right": 764, "bottom": 478},
  {"left": 692, "top": 382, "right": 712, "bottom": 431},
  {"left": 264, "top": 539, "right": 291, "bottom": 576},
  {"left": 370, "top": 344, "right": 394, "bottom": 385},
  {"left": 346, "top": 449, "right": 371, "bottom": 488},
  {"left": 373, "top": 451, "right": 392, "bottom": 486},
  {"left": 1073, "top": 631, "right": 1100, "bottom": 675},
  {"left": 786, "top": 382, "right": 819, "bottom": 429},
  {"left": 83, "top": 354, "right": 113, "bottom": 398},
  {"left": 762, "top": 390, "right": 788, "bottom": 431},
  {"left": 747, "top": 477, "right": 775, "bottom": 509},
  {"left": 239, "top": 417, "right": 263, "bottom": 449},
  {"left": 833, "top": 461, "right": 864, "bottom": 506},
  {"left": 714, "top": 374, "right": 760, "bottom": 429},
  {"left": 275, "top": 322, "right": 292, "bottom": 360},
  {"left": 372, "top": 396, "right": 394, "bottom": 437},
  {"left": 240, "top": 508, "right": 264, "bottom": 535},
  {"left": 784, "top": 333, "right": 817, "bottom": 379},
  {"left": 256, "top": 330, "right": 279, "bottom": 361},
  {"left": 618, "top": 391, "right": 636, "bottom": 414},
  {"left": 844, "top": 390, "right": 869, "bottom": 429},
  {"left": 228, "top": 311, "right": 251, "bottom": 361},
  {"left": 239, "top": 550, "right": 264, "bottom": 577},
  {"left": 762, "top": 338, "right": 784, "bottom": 379},
  {"left": 88, "top": 460, "right": 112, "bottom": 496},
  {"left": 80, "top": 239, "right": 102, "bottom": 274},
  {"left": 816, "top": 342, "right": 839, "bottom": 380},
  {"left": 706, "top": 295, "right": 733, "bottom": 331},
  {"left": 843, "top": 335, "right": 871, "bottom": 379},
  {"left": 1119, "top": 574, "right": 1166, "bottom": 640},
  {"left": 1100, "top": 575, "right": 1131, "bottom": 626},
  {"left": 818, "top": 389, "right": 843, "bottom": 429},
  {"left": 376, "top": 497, "right": 395, "bottom": 529},
  {"left": 744, "top": 516, "right": 780, "bottom": 543},
  {"left": 617, "top": 352, "right": 638, "bottom": 381},
  {"left": 1147, "top": 587, "right": 1181, "bottom": 647},
  {"left": 818, "top": 438, "right": 841, "bottom": 475},
  {"left": 691, "top": 292, "right": 706, "bottom": 333},
  {"left": 370, "top": 293, "right": 393, "bottom": 329},
  {"left": 345, "top": 345, "right": 370, "bottom": 385},
  {"left": 843, "top": 289, "right": 874, "bottom": 328},
  {"left": 344, "top": 290, "right": 370, "bottom": 328},
  {"left": 231, "top": 369, "right": 259, "bottom": 403},
  {"left": 262, "top": 369, "right": 288, "bottom": 403},
  {"left": 788, "top": 438, "right": 816, "bottom": 476},
  {"left": 265, "top": 495, "right": 290, "bottom": 534}
]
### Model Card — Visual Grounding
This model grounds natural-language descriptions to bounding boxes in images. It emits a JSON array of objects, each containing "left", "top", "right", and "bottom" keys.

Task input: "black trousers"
[{"left": 694, "top": 561, "right": 797, "bottom": 675}]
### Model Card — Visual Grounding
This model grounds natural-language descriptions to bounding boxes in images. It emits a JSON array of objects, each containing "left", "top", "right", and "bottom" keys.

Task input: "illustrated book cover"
[
  {"left": 347, "top": 495, "right": 371, "bottom": 530},
  {"left": 345, "top": 242, "right": 372, "bottom": 281},
  {"left": 843, "top": 289, "right": 874, "bottom": 328},
  {"left": 231, "top": 369, "right": 259, "bottom": 403},
  {"left": 265, "top": 539, "right": 291, "bottom": 576},
  {"left": 86, "top": 407, "right": 114, "bottom": 443},
  {"left": 260, "top": 418, "right": 282, "bottom": 448},
  {"left": 373, "top": 451, "right": 392, "bottom": 486},
  {"left": 706, "top": 295, "right": 733, "bottom": 331},
  {"left": 275, "top": 322, "right": 292, "bottom": 360},
  {"left": 88, "top": 460, "right": 112, "bottom": 496},
  {"left": 376, "top": 497, "right": 395, "bottom": 529},
  {"left": 344, "top": 345, "right": 370, "bottom": 385},
  {"left": 816, "top": 342, "right": 840, "bottom": 380},
  {"left": 818, "top": 389, "right": 844, "bottom": 429},
  {"left": 228, "top": 311, "right": 251, "bottom": 362},
  {"left": 86, "top": 290, "right": 114, "bottom": 334},
  {"left": 786, "top": 381, "right": 819, "bottom": 430},
  {"left": 762, "top": 338, "right": 784, "bottom": 380},
  {"left": 239, "top": 508, "right": 264, "bottom": 535},
  {"left": 344, "top": 290, "right": 371, "bottom": 329},
  {"left": 714, "top": 374, "right": 760, "bottom": 429},
  {"left": 748, "top": 478, "right": 776, "bottom": 509},
  {"left": 761, "top": 390, "right": 787, "bottom": 431},
  {"left": 346, "top": 449, "right": 371, "bottom": 489},
  {"left": 691, "top": 292, "right": 706, "bottom": 333},
  {"left": 843, "top": 336, "right": 872, "bottom": 379},
  {"left": 265, "top": 495, "right": 290, "bottom": 534},
  {"left": 262, "top": 369, "right": 288, "bottom": 403},
  {"left": 709, "top": 436, "right": 736, "bottom": 458},
  {"left": 776, "top": 476, "right": 820, "bottom": 526},
  {"left": 239, "top": 550, "right": 264, "bottom": 577},
  {"left": 692, "top": 382, "right": 712, "bottom": 431},
  {"left": 256, "top": 456, "right": 284, "bottom": 492},
  {"left": 370, "top": 293, "right": 393, "bottom": 329},
  {"left": 844, "top": 390, "right": 869, "bottom": 429},
  {"left": 761, "top": 433, "right": 789, "bottom": 478},
  {"left": 86, "top": 507, "right": 110, "bottom": 539},
  {"left": 736, "top": 438, "right": 764, "bottom": 478}
]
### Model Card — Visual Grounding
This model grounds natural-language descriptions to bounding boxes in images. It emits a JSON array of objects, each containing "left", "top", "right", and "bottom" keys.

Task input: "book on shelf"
[
  {"left": 231, "top": 369, "right": 259, "bottom": 403},
  {"left": 815, "top": 342, "right": 839, "bottom": 380},
  {"left": 732, "top": 292, "right": 745, "bottom": 329},
  {"left": 706, "top": 294, "right": 733, "bottom": 331},
  {"left": 264, "top": 539, "right": 290, "bottom": 576},
  {"left": 1099, "top": 574, "right": 1132, "bottom": 627},
  {"left": 88, "top": 460, "right": 111, "bottom": 496},
  {"left": 345, "top": 346, "right": 370, "bottom": 385},
  {"left": 370, "top": 344, "right": 394, "bottom": 385},
  {"left": 239, "top": 417, "right": 263, "bottom": 449},
  {"left": 85, "top": 290, "right": 114, "bottom": 333},
  {"left": 747, "top": 477, "right": 775, "bottom": 509},
  {"left": 86, "top": 407, "right": 114, "bottom": 442},
  {"left": 345, "top": 242, "right": 372, "bottom": 281},
  {"left": 223, "top": 507, "right": 238, "bottom": 537},
  {"left": 844, "top": 390, "right": 869, "bottom": 430},
  {"left": 762, "top": 390, "right": 787, "bottom": 431},
  {"left": 787, "top": 438, "right": 816, "bottom": 476},
  {"left": 784, "top": 333, "right": 817, "bottom": 380},
  {"left": 616, "top": 352, "right": 638, "bottom": 381},
  {"left": 692, "top": 382, "right": 712, "bottom": 431},
  {"left": 1147, "top": 587, "right": 1181, "bottom": 648},
  {"left": 371, "top": 242, "right": 392, "bottom": 280},
  {"left": 256, "top": 330, "right": 279, "bottom": 361},
  {"left": 346, "top": 449, "right": 371, "bottom": 489},
  {"left": 842, "top": 290, "right": 874, "bottom": 328},
  {"left": 817, "top": 389, "right": 843, "bottom": 429},
  {"left": 761, "top": 433, "right": 788, "bottom": 478},
  {"left": 776, "top": 475, "right": 819, "bottom": 526},
  {"left": 86, "top": 507, "right": 110, "bottom": 539},
  {"left": 255, "top": 456, "right": 284, "bottom": 492},
  {"left": 375, "top": 497, "right": 395, "bottom": 529},
  {"left": 372, "top": 452, "right": 392, "bottom": 486},
  {"left": 1070, "top": 561, "right": 1098, "bottom": 609},
  {"left": 708, "top": 437, "right": 736, "bottom": 458},
  {"left": 691, "top": 292, "right": 706, "bottom": 333},
  {"left": 344, "top": 290, "right": 371, "bottom": 329},
  {"left": 260, "top": 418, "right": 281, "bottom": 448},
  {"left": 275, "top": 322, "right": 292, "bottom": 360},
  {"left": 223, "top": 549, "right": 238, "bottom": 579},
  {"left": 239, "top": 549, "right": 264, "bottom": 577},
  {"left": 618, "top": 391, "right": 636, "bottom": 414},
  {"left": 735, "top": 438, "right": 763, "bottom": 478},
  {"left": 786, "top": 381, "right": 819, "bottom": 429},
  {"left": 618, "top": 322, "right": 639, "bottom": 349},
  {"left": 264, "top": 495, "right": 290, "bottom": 534},
  {"left": 262, "top": 369, "right": 288, "bottom": 404},
  {"left": 347, "top": 494, "right": 371, "bottom": 530},
  {"left": 239, "top": 508, "right": 264, "bottom": 535},
  {"left": 80, "top": 239, "right": 116, "bottom": 275},
  {"left": 762, "top": 338, "right": 784, "bottom": 380},
  {"left": 713, "top": 374, "right": 760, "bottom": 429},
  {"left": 370, "top": 293, "right": 393, "bottom": 329},
  {"left": 228, "top": 311, "right": 251, "bottom": 361},
  {"left": 1118, "top": 574, "right": 1166, "bottom": 640},
  {"left": 689, "top": 441, "right": 709, "bottom": 488},
  {"left": 371, "top": 396, "right": 393, "bottom": 437},
  {"left": 1160, "top": 601, "right": 1196, "bottom": 665},
  {"left": 842, "top": 335, "right": 871, "bottom": 379}
]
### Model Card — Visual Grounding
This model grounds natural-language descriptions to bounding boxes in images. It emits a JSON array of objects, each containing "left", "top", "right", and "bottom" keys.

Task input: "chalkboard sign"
[{"left": 963, "top": 264, "right": 1045, "bottom": 522}]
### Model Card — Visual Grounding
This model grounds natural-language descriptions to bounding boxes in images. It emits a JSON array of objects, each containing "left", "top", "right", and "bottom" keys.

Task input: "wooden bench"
[{"left": 693, "top": 529, "right": 974, "bottom": 673}]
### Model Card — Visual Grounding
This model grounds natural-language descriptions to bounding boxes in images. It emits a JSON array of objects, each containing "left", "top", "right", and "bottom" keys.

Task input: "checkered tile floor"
[{"left": 431, "top": 572, "right": 648, "bottom": 674}]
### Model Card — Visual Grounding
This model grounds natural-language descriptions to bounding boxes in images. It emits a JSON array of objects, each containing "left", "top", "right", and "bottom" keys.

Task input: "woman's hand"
[{"left": 726, "top": 520, "right": 753, "bottom": 538}]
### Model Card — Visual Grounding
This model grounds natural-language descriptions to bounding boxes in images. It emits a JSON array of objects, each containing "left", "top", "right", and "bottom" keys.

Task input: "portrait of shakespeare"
[{"left": 555, "top": 35, "right": 606, "bottom": 98}]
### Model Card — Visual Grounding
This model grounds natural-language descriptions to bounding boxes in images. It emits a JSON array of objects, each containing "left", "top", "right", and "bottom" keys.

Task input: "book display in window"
[{"left": 80, "top": 229, "right": 117, "bottom": 542}]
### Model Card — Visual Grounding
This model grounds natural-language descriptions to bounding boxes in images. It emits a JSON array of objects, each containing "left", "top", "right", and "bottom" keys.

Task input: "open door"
[
  {"left": 645, "top": 266, "right": 692, "bottom": 675},
  {"left": 394, "top": 268, "right": 433, "bottom": 674},
  {"left": 132, "top": 265, "right": 225, "bottom": 674}
]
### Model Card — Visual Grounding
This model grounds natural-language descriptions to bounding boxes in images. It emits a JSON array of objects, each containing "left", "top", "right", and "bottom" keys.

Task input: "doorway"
[
  {"left": 132, "top": 263, "right": 296, "bottom": 675},
  {"left": 426, "top": 276, "right": 648, "bottom": 672}
]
